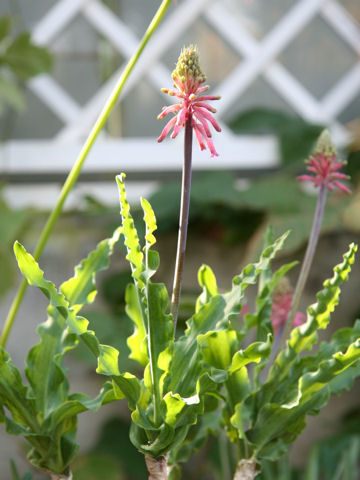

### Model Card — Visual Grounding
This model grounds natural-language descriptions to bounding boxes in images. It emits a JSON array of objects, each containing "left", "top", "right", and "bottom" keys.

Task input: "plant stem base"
[
  {"left": 234, "top": 458, "right": 259, "bottom": 480},
  {"left": 50, "top": 471, "right": 72, "bottom": 480},
  {"left": 145, "top": 454, "right": 168, "bottom": 480}
]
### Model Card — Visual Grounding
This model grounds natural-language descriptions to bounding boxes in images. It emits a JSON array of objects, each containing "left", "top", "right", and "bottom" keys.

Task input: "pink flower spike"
[
  {"left": 297, "top": 130, "right": 351, "bottom": 194},
  {"left": 195, "top": 95, "right": 221, "bottom": 101},
  {"left": 193, "top": 122, "right": 207, "bottom": 151},
  {"left": 294, "top": 312, "right": 307, "bottom": 327},
  {"left": 157, "top": 116, "right": 177, "bottom": 143},
  {"left": 332, "top": 180, "right": 352, "bottom": 195},
  {"left": 157, "top": 45, "right": 221, "bottom": 157},
  {"left": 157, "top": 104, "right": 182, "bottom": 120},
  {"left": 271, "top": 278, "right": 305, "bottom": 336},
  {"left": 196, "top": 85, "right": 210, "bottom": 94},
  {"left": 192, "top": 102, "right": 217, "bottom": 113},
  {"left": 195, "top": 122, "right": 219, "bottom": 157},
  {"left": 195, "top": 107, "right": 222, "bottom": 132}
]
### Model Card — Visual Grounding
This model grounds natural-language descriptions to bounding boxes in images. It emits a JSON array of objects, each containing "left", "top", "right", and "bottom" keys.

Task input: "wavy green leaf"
[
  {"left": 141, "top": 197, "right": 159, "bottom": 281},
  {"left": 129, "top": 421, "right": 188, "bottom": 458},
  {"left": 164, "top": 231, "right": 290, "bottom": 398},
  {"left": 198, "top": 330, "right": 239, "bottom": 371},
  {"left": 24, "top": 231, "right": 122, "bottom": 420},
  {"left": 14, "top": 241, "right": 87, "bottom": 336},
  {"left": 117, "top": 174, "right": 148, "bottom": 367},
  {"left": 13, "top": 241, "right": 140, "bottom": 411},
  {"left": 244, "top": 245, "right": 360, "bottom": 461},
  {"left": 195, "top": 265, "right": 219, "bottom": 313},
  {"left": 117, "top": 174, "right": 144, "bottom": 287},
  {"left": 48, "top": 383, "right": 115, "bottom": 430},
  {"left": 25, "top": 305, "right": 78, "bottom": 420},
  {"left": 160, "top": 392, "right": 199, "bottom": 429},
  {"left": 248, "top": 336, "right": 360, "bottom": 460},
  {"left": 145, "top": 282, "right": 174, "bottom": 425},
  {"left": 0, "top": 349, "right": 38, "bottom": 434},
  {"left": 262, "top": 243, "right": 357, "bottom": 403},
  {"left": 125, "top": 283, "right": 148, "bottom": 366},
  {"left": 60, "top": 228, "right": 121, "bottom": 312},
  {"left": 170, "top": 410, "right": 221, "bottom": 465}
]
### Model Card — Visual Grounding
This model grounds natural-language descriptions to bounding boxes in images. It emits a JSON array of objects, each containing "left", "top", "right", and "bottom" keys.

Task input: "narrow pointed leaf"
[
  {"left": 116, "top": 174, "right": 144, "bottom": 287},
  {"left": 141, "top": 197, "right": 160, "bottom": 281}
]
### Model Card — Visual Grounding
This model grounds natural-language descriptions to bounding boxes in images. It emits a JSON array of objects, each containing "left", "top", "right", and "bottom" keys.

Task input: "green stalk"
[
  {"left": 219, "top": 432, "right": 232, "bottom": 480},
  {"left": 171, "top": 119, "right": 193, "bottom": 330},
  {"left": 279, "top": 183, "right": 327, "bottom": 351},
  {"left": 0, "top": 0, "right": 172, "bottom": 348}
]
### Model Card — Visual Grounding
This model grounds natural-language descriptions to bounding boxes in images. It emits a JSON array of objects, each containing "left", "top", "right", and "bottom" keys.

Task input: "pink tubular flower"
[
  {"left": 271, "top": 278, "right": 306, "bottom": 336},
  {"left": 298, "top": 130, "right": 351, "bottom": 194},
  {"left": 157, "top": 45, "right": 221, "bottom": 157}
]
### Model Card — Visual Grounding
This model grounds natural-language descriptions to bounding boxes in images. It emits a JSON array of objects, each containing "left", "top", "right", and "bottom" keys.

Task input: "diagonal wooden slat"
[
  {"left": 212, "top": 0, "right": 328, "bottom": 114},
  {"left": 321, "top": 63, "right": 360, "bottom": 119},
  {"left": 321, "top": 0, "right": 360, "bottom": 55},
  {"left": 57, "top": 0, "right": 214, "bottom": 140},
  {"left": 205, "top": 0, "right": 354, "bottom": 144},
  {"left": 83, "top": 0, "right": 171, "bottom": 95},
  {"left": 205, "top": 2, "right": 348, "bottom": 143},
  {"left": 205, "top": 4, "right": 330, "bottom": 124},
  {"left": 32, "top": 0, "right": 88, "bottom": 45},
  {"left": 22, "top": 0, "right": 358, "bottom": 152},
  {"left": 29, "top": 76, "right": 81, "bottom": 124}
]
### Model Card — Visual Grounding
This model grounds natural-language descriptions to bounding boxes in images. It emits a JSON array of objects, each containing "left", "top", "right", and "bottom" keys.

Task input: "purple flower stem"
[
  {"left": 171, "top": 118, "right": 193, "bottom": 330},
  {"left": 279, "top": 184, "right": 327, "bottom": 351}
]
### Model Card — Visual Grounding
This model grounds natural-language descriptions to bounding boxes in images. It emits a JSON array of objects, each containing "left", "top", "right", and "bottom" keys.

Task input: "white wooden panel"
[
  {"left": 32, "top": 0, "right": 88, "bottom": 45},
  {"left": 0, "top": 136, "right": 279, "bottom": 174},
  {"left": 4, "top": 0, "right": 358, "bottom": 174},
  {"left": 29, "top": 76, "right": 81, "bottom": 123}
]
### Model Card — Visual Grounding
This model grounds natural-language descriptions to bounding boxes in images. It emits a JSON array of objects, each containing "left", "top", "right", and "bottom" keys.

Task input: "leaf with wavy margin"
[{"left": 163, "top": 232, "right": 290, "bottom": 399}]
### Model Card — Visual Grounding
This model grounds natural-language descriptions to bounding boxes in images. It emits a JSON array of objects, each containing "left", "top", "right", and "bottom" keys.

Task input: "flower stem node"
[{"left": 157, "top": 45, "right": 221, "bottom": 157}]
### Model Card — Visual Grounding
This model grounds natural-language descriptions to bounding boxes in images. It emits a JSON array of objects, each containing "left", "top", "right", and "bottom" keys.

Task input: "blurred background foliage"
[
  {"left": 0, "top": 14, "right": 52, "bottom": 136},
  {"left": 0, "top": 13, "right": 52, "bottom": 300}
]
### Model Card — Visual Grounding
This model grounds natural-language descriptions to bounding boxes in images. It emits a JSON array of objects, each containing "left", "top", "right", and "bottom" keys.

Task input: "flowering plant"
[{"left": 1, "top": 39, "right": 360, "bottom": 480}]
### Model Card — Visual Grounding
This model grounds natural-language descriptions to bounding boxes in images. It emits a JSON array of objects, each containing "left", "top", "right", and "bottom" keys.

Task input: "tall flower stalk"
[
  {"left": 158, "top": 45, "right": 221, "bottom": 329},
  {"left": 0, "top": 0, "right": 172, "bottom": 348},
  {"left": 279, "top": 130, "right": 350, "bottom": 349}
]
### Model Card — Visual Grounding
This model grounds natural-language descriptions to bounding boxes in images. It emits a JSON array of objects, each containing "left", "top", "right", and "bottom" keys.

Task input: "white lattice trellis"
[{"left": 1, "top": 0, "right": 360, "bottom": 207}]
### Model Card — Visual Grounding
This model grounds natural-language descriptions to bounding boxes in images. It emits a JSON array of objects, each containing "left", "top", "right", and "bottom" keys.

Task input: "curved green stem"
[{"left": 0, "top": 0, "right": 172, "bottom": 348}]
